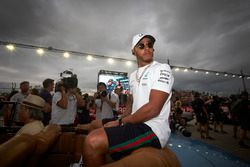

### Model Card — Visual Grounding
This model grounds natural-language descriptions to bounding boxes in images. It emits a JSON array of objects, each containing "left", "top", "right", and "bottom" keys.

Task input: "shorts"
[
  {"left": 195, "top": 113, "right": 208, "bottom": 124},
  {"left": 213, "top": 111, "right": 223, "bottom": 123},
  {"left": 239, "top": 118, "right": 250, "bottom": 130},
  {"left": 104, "top": 123, "right": 161, "bottom": 160}
]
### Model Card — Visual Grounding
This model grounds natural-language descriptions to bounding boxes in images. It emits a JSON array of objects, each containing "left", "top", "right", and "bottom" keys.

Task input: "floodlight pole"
[
  {"left": 240, "top": 70, "right": 247, "bottom": 92},
  {"left": 11, "top": 82, "right": 16, "bottom": 91}
]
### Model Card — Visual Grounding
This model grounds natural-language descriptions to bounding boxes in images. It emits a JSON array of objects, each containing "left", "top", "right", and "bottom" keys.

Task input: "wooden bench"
[
  {"left": 102, "top": 147, "right": 181, "bottom": 167},
  {"left": 1, "top": 126, "right": 180, "bottom": 167}
]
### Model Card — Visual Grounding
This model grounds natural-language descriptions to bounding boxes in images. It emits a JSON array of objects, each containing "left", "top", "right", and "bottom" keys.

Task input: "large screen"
[{"left": 98, "top": 70, "right": 129, "bottom": 94}]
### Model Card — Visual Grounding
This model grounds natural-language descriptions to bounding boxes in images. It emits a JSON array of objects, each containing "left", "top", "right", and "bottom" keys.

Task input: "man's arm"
[
  {"left": 56, "top": 91, "right": 68, "bottom": 109},
  {"left": 122, "top": 89, "right": 169, "bottom": 124},
  {"left": 121, "top": 94, "right": 133, "bottom": 118},
  {"left": 43, "top": 103, "right": 52, "bottom": 113},
  {"left": 202, "top": 106, "right": 209, "bottom": 119},
  {"left": 101, "top": 95, "right": 116, "bottom": 109},
  {"left": 75, "top": 92, "right": 85, "bottom": 107}
]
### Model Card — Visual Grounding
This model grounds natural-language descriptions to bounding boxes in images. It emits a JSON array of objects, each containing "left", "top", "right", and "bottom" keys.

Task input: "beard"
[{"left": 137, "top": 54, "right": 153, "bottom": 63}]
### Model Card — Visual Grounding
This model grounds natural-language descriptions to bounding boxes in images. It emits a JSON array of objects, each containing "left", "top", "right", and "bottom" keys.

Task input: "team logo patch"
[
  {"left": 142, "top": 72, "right": 149, "bottom": 80},
  {"left": 158, "top": 70, "right": 170, "bottom": 84}
]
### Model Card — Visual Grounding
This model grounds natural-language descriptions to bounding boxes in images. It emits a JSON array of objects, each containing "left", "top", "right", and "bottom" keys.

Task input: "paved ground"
[{"left": 185, "top": 120, "right": 250, "bottom": 163}]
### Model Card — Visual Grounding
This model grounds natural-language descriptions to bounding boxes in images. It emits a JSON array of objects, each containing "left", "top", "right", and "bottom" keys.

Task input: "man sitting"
[{"left": 15, "top": 94, "right": 46, "bottom": 136}]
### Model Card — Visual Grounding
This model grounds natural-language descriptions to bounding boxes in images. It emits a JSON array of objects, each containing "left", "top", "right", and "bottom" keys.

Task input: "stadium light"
[
  {"left": 107, "top": 58, "right": 114, "bottom": 64},
  {"left": 36, "top": 48, "right": 44, "bottom": 55},
  {"left": 174, "top": 68, "right": 180, "bottom": 72},
  {"left": 86, "top": 55, "right": 93, "bottom": 61},
  {"left": 1, "top": 40, "right": 249, "bottom": 81},
  {"left": 6, "top": 44, "right": 15, "bottom": 51},
  {"left": 63, "top": 52, "right": 70, "bottom": 58},
  {"left": 126, "top": 61, "right": 133, "bottom": 66}
]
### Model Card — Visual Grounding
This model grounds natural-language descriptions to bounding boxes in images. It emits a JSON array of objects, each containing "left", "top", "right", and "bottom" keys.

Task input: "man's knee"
[
  {"left": 84, "top": 128, "right": 108, "bottom": 151},
  {"left": 89, "top": 120, "right": 103, "bottom": 131}
]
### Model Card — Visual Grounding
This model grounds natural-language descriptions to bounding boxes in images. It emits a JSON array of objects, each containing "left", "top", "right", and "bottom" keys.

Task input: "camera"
[
  {"left": 96, "top": 90, "right": 107, "bottom": 99},
  {"left": 55, "top": 70, "right": 78, "bottom": 92}
]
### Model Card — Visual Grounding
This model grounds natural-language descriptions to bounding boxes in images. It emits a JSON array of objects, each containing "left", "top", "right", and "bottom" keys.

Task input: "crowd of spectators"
[
  {"left": 171, "top": 89, "right": 250, "bottom": 148},
  {"left": 0, "top": 80, "right": 124, "bottom": 129},
  {"left": 1, "top": 82, "right": 249, "bottom": 149}
]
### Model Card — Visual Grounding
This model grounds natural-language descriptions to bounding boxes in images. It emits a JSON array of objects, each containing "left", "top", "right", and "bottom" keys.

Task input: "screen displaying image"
[{"left": 98, "top": 70, "right": 129, "bottom": 94}]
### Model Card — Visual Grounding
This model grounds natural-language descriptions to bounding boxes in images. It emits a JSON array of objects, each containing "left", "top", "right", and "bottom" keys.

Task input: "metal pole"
[{"left": 240, "top": 70, "right": 247, "bottom": 92}]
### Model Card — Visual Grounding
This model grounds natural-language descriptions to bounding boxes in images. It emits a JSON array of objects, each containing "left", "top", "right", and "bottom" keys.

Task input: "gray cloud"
[{"left": 0, "top": 0, "right": 249, "bottom": 95}]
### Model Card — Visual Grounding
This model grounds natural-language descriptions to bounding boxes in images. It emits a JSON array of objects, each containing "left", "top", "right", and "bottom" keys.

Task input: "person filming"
[{"left": 50, "top": 72, "right": 85, "bottom": 126}]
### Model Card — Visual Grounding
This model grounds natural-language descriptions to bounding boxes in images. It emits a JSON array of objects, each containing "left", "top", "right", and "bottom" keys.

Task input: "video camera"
[
  {"left": 55, "top": 70, "right": 78, "bottom": 91},
  {"left": 96, "top": 90, "right": 108, "bottom": 99}
]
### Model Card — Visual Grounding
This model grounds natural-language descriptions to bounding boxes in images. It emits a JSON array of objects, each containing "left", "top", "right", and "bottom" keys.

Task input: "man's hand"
[
  {"left": 100, "top": 95, "right": 108, "bottom": 102},
  {"left": 72, "top": 87, "right": 78, "bottom": 94},
  {"left": 104, "top": 120, "right": 119, "bottom": 127},
  {"left": 43, "top": 103, "right": 51, "bottom": 113},
  {"left": 57, "top": 81, "right": 65, "bottom": 93},
  {"left": 93, "top": 92, "right": 99, "bottom": 99}
]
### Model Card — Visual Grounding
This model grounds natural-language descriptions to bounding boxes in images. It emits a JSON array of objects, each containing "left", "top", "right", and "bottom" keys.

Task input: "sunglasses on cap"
[{"left": 136, "top": 42, "right": 154, "bottom": 49}]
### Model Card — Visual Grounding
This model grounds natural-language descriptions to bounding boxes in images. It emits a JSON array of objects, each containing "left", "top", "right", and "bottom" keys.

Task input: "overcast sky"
[{"left": 0, "top": 0, "right": 250, "bottom": 95}]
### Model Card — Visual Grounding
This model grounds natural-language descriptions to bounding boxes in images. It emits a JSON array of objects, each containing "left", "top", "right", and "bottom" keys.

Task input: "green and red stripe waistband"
[{"left": 109, "top": 131, "right": 157, "bottom": 153}]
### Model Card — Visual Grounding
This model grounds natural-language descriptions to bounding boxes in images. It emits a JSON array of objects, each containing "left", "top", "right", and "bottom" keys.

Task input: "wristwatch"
[{"left": 118, "top": 117, "right": 124, "bottom": 126}]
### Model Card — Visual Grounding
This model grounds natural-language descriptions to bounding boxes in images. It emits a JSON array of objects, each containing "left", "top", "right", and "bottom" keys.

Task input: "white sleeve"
[
  {"left": 53, "top": 92, "right": 62, "bottom": 105},
  {"left": 152, "top": 64, "right": 174, "bottom": 94},
  {"left": 129, "top": 72, "right": 135, "bottom": 95},
  {"left": 10, "top": 94, "right": 17, "bottom": 102},
  {"left": 111, "top": 93, "right": 119, "bottom": 111},
  {"left": 95, "top": 99, "right": 101, "bottom": 108}
]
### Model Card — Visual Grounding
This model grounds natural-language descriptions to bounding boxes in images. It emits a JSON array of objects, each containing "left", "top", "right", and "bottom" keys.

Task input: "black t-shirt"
[
  {"left": 39, "top": 89, "right": 52, "bottom": 125},
  {"left": 191, "top": 98, "right": 204, "bottom": 114},
  {"left": 237, "top": 99, "right": 250, "bottom": 118}
]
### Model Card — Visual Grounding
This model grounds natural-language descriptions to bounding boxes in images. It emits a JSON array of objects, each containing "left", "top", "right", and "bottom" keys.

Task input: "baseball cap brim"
[{"left": 131, "top": 33, "right": 156, "bottom": 50}]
